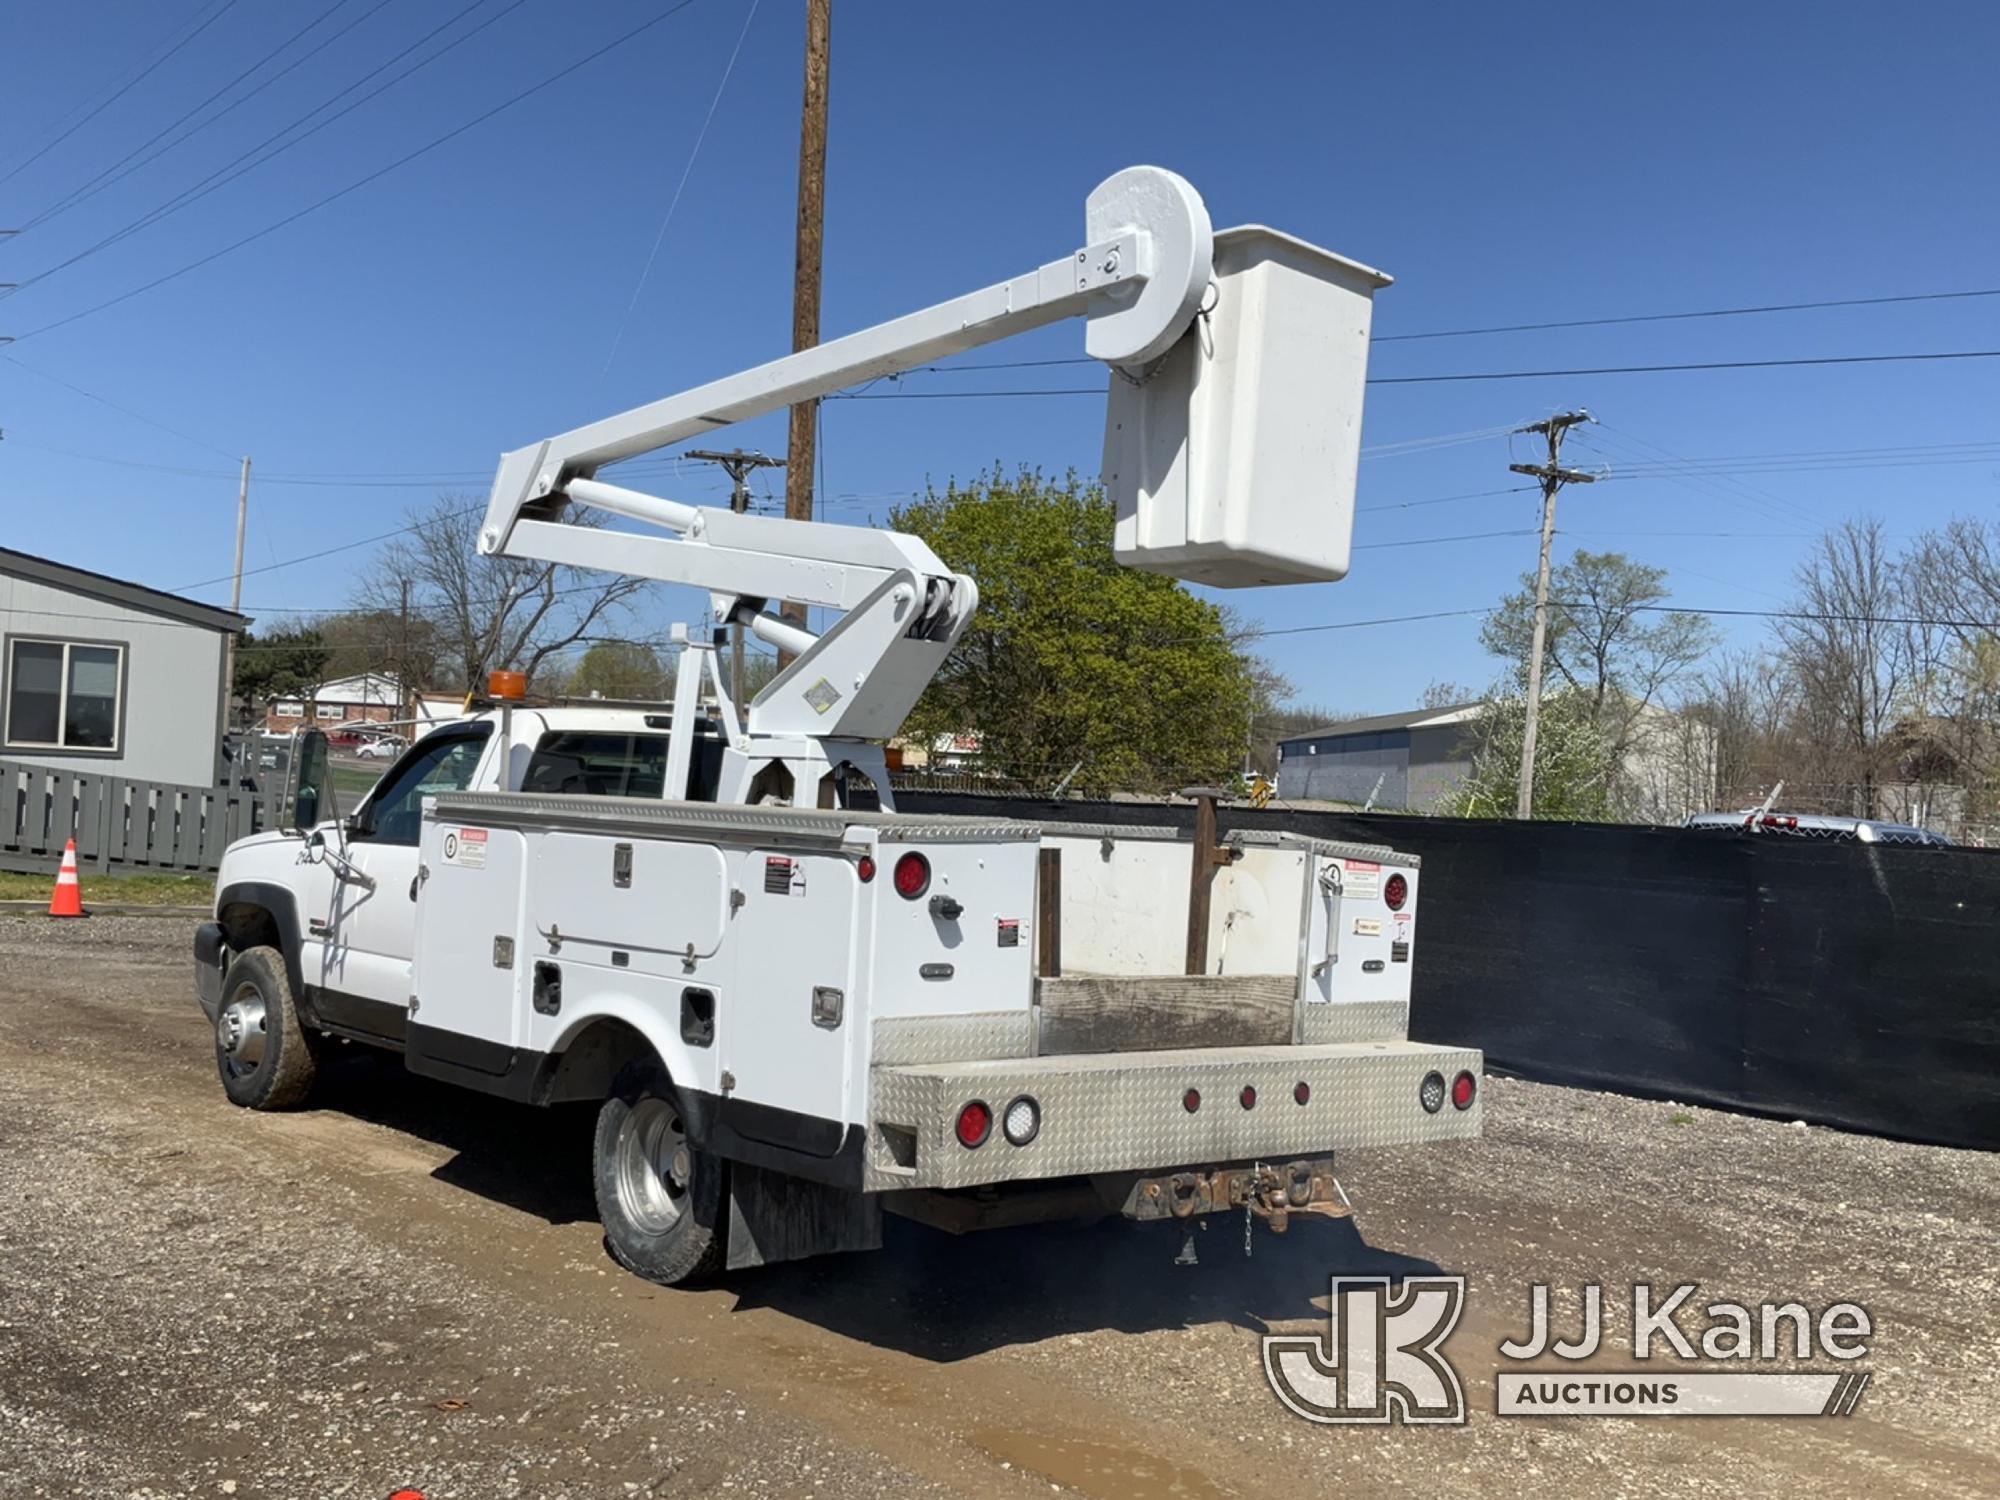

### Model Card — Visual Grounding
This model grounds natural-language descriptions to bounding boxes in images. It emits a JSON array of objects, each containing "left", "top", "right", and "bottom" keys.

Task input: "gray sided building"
[
  {"left": 1275, "top": 703, "right": 1483, "bottom": 809},
  {"left": 1, "top": 548, "right": 249, "bottom": 788}
]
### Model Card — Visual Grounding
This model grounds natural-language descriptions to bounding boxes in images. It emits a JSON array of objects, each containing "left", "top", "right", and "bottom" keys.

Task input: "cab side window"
[
  {"left": 522, "top": 732, "right": 670, "bottom": 798},
  {"left": 355, "top": 728, "right": 492, "bottom": 845}
]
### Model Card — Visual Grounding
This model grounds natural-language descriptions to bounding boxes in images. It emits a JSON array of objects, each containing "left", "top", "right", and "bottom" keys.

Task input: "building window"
[
  {"left": 4, "top": 638, "right": 126, "bottom": 753},
  {"left": 316, "top": 703, "right": 343, "bottom": 720},
  {"left": 274, "top": 700, "right": 304, "bottom": 719}
]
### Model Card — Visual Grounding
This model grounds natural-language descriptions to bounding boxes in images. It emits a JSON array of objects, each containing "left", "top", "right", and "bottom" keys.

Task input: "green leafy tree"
[
  {"left": 1439, "top": 689, "right": 1615, "bottom": 820},
  {"left": 230, "top": 625, "right": 328, "bottom": 726},
  {"left": 890, "top": 468, "right": 1262, "bottom": 790},
  {"left": 1479, "top": 550, "right": 1716, "bottom": 756},
  {"left": 566, "top": 640, "right": 670, "bottom": 700}
]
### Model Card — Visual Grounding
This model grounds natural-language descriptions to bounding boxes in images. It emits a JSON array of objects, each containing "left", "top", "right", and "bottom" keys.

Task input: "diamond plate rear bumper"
[{"left": 864, "top": 1039, "right": 1482, "bottom": 1191}]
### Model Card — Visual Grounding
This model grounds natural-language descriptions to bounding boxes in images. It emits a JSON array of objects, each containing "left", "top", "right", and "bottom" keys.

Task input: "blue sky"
[{"left": 3, "top": 0, "right": 1997, "bottom": 714}]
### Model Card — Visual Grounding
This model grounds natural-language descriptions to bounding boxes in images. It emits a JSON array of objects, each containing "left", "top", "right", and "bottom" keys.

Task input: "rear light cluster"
[
  {"left": 1420, "top": 1069, "right": 1478, "bottom": 1113},
  {"left": 893, "top": 852, "right": 930, "bottom": 899},
  {"left": 1182, "top": 1082, "right": 1313, "bottom": 1113},
  {"left": 1384, "top": 872, "right": 1409, "bottom": 910},
  {"left": 956, "top": 1095, "right": 1040, "bottom": 1149},
  {"left": 1758, "top": 814, "right": 1800, "bottom": 830}
]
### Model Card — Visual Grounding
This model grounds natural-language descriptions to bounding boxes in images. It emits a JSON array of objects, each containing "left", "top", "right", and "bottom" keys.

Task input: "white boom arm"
[{"left": 479, "top": 167, "right": 1213, "bottom": 742}]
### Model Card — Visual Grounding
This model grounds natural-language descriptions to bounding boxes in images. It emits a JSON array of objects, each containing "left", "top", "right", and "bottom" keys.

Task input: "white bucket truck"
[{"left": 196, "top": 167, "right": 1482, "bottom": 1283}]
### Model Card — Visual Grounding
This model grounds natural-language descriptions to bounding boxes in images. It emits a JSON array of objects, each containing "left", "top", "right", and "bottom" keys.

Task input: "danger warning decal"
[
  {"left": 441, "top": 826, "right": 489, "bottom": 869},
  {"left": 1341, "top": 859, "right": 1381, "bottom": 901}
]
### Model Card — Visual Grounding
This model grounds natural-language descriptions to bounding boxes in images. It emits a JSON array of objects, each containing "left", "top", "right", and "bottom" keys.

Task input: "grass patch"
[
  {"left": 0, "top": 870, "right": 215, "bottom": 905},
  {"left": 1669, "top": 1110, "right": 1695, "bottom": 1127}
]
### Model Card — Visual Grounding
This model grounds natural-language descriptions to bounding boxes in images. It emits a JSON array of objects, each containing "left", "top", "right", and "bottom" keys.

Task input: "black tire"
[
  {"left": 213, "top": 945, "right": 318, "bottom": 1111},
  {"left": 593, "top": 1059, "right": 727, "bottom": 1286}
]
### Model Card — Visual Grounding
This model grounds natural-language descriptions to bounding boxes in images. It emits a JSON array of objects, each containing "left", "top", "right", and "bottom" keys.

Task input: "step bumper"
[{"left": 865, "top": 1039, "right": 1482, "bottom": 1191}]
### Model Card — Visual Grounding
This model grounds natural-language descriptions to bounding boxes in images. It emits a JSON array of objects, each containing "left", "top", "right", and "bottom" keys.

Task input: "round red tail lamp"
[
  {"left": 1182, "top": 1087, "right": 1202, "bottom": 1114},
  {"left": 1384, "top": 873, "right": 1409, "bottom": 910},
  {"left": 1293, "top": 1081, "right": 1311, "bottom": 1106},
  {"left": 893, "top": 852, "right": 931, "bottom": 899},
  {"left": 955, "top": 1099, "right": 991, "bottom": 1148},
  {"left": 1239, "top": 1085, "right": 1258, "bottom": 1110},
  {"left": 1451, "top": 1071, "right": 1477, "bottom": 1110},
  {"left": 856, "top": 855, "right": 877, "bottom": 883}
]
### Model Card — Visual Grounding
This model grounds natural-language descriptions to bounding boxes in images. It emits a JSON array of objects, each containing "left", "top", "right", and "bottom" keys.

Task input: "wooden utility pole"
[
  {"left": 780, "top": 0, "right": 831, "bottom": 657},
  {"left": 1509, "top": 412, "right": 1595, "bottom": 819},
  {"left": 687, "top": 447, "right": 786, "bottom": 711},
  {"left": 219, "top": 456, "right": 251, "bottom": 744}
]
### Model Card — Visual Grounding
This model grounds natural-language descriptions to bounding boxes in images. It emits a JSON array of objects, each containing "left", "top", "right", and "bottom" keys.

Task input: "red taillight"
[
  {"left": 893, "top": 852, "right": 931, "bottom": 899},
  {"left": 1293, "top": 1081, "right": 1311, "bottom": 1106},
  {"left": 856, "top": 855, "right": 877, "bottom": 883},
  {"left": 1239, "top": 1085, "right": 1258, "bottom": 1110},
  {"left": 1182, "top": 1087, "right": 1202, "bottom": 1114},
  {"left": 1451, "top": 1071, "right": 1477, "bottom": 1110},
  {"left": 955, "top": 1100, "right": 991, "bottom": 1148},
  {"left": 1384, "top": 873, "right": 1409, "bottom": 911}
]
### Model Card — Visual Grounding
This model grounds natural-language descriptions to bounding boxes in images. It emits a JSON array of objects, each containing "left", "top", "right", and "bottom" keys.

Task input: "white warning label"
[
  {"left": 1341, "top": 859, "right": 1381, "bottom": 901},
  {"left": 442, "top": 826, "right": 488, "bottom": 869}
]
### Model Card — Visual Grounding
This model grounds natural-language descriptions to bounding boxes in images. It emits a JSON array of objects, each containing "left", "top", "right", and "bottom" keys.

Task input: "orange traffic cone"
[{"left": 48, "top": 839, "right": 86, "bottom": 918}]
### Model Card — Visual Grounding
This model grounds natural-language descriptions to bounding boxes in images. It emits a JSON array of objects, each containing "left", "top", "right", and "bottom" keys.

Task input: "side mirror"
[{"left": 284, "top": 729, "right": 338, "bottom": 833}]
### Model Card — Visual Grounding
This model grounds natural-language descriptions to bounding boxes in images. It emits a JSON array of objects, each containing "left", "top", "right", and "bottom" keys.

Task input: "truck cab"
[{"left": 198, "top": 704, "right": 738, "bottom": 1049}]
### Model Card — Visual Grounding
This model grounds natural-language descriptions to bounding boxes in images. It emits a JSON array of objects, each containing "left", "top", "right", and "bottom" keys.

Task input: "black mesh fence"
[{"left": 898, "top": 790, "right": 2000, "bottom": 1152}]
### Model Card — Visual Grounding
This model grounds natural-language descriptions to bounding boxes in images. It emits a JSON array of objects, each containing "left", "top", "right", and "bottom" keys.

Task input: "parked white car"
[{"left": 355, "top": 737, "right": 405, "bottom": 760}]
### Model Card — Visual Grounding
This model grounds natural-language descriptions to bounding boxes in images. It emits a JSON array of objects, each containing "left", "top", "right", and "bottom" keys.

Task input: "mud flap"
[{"left": 725, "top": 1161, "right": 883, "bottom": 1271}]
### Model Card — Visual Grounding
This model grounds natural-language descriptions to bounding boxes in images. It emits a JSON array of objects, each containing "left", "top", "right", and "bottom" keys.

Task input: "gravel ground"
[{"left": 0, "top": 915, "right": 1993, "bottom": 1498}]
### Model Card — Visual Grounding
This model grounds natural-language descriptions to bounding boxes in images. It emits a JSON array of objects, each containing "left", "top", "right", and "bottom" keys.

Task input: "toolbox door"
[
  {"left": 722, "top": 848, "right": 856, "bottom": 1153},
  {"left": 410, "top": 820, "right": 528, "bottom": 1053}
]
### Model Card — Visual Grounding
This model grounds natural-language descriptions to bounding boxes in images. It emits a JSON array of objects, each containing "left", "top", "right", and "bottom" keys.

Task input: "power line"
[
  {"left": 2, "top": 352, "right": 238, "bottom": 460},
  {"left": 17, "top": 0, "right": 355, "bottom": 234},
  {"left": 7, "top": 0, "right": 711, "bottom": 343},
  {"left": 1368, "top": 349, "right": 2000, "bottom": 385},
  {"left": 823, "top": 348, "right": 2000, "bottom": 397},
  {"left": 171, "top": 506, "right": 483, "bottom": 591},
  {"left": 1373, "top": 286, "right": 2000, "bottom": 344},
  {"left": 1355, "top": 528, "right": 1537, "bottom": 551},
  {"left": 1358, "top": 484, "right": 1534, "bottom": 513},
  {"left": 0, "top": 0, "right": 242, "bottom": 188},
  {"left": 4, "top": 0, "right": 528, "bottom": 301},
  {"left": 603, "top": 0, "right": 763, "bottom": 370},
  {"left": 17, "top": 0, "right": 406, "bottom": 240}
]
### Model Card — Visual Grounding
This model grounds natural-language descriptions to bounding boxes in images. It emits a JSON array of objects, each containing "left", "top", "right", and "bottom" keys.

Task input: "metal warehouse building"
[{"left": 1275, "top": 702, "right": 1483, "bottom": 809}]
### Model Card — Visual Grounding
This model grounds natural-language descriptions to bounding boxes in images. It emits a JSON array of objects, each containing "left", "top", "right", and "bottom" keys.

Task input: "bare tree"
[
  {"left": 1904, "top": 517, "right": 2000, "bottom": 803},
  {"left": 1772, "top": 517, "right": 1920, "bottom": 817},
  {"left": 358, "top": 495, "right": 652, "bottom": 692}
]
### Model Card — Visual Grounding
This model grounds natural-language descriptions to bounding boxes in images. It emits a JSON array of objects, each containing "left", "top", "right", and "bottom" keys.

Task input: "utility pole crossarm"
[{"left": 1508, "top": 462, "right": 1598, "bottom": 485}]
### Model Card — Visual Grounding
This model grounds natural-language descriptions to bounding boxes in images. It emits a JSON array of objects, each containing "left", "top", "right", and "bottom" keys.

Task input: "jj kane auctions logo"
[{"left": 1264, "top": 1279, "right": 1873, "bottom": 1424}]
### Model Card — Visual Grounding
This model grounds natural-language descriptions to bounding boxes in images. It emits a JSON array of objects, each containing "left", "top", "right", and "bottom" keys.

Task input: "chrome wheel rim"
[
  {"left": 615, "top": 1096, "right": 691, "bottom": 1234},
  {"left": 216, "top": 985, "right": 269, "bottom": 1076}
]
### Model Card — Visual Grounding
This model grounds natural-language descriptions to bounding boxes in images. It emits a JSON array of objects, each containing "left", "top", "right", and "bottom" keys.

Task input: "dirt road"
[{"left": 1, "top": 916, "right": 1993, "bottom": 1498}]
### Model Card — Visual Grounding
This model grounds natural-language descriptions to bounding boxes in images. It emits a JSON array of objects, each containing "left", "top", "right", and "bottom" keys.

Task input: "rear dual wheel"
[{"left": 594, "top": 1060, "right": 727, "bottom": 1285}]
